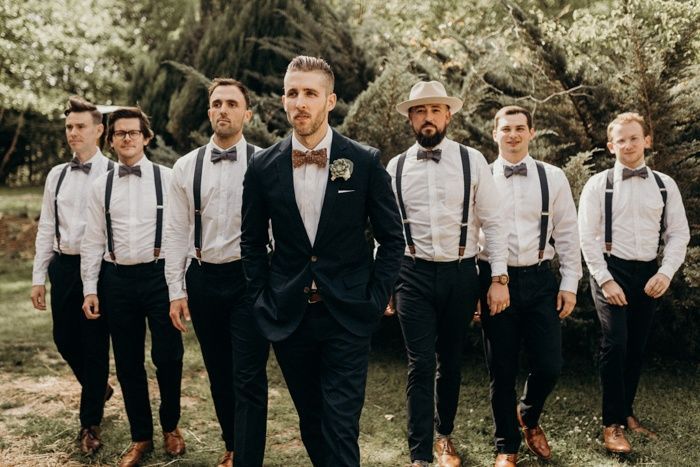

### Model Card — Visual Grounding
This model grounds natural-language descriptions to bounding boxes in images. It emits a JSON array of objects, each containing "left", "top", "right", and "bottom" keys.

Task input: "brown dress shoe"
[
  {"left": 218, "top": 450, "right": 234, "bottom": 467},
  {"left": 78, "top": 426, "right": 101, "bottom": 454},
  {"left": 119, "top": 440, "right": 153, "bottom": 467},
  {"left": 516, "top": 406, "right": 552, "bottom": 460},
  {"left": 433, "top": 436, "right": 461, "bottom": 467},
  {"left": 163, "top": 428, "right": 186, "bottom": 456},
  {"left": 603, "top": 424, "right": 632, "bottom": 454},
  {"left": 626, "top": 415, "right": 658, "bottom": 439},
  {"left": 494, "top": 453, "right": 518, "bottom": 467}
]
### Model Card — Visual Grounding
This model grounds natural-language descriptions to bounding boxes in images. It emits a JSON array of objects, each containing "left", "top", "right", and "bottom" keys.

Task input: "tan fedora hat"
[{"left": 396, "top": 81, "right": 463, "bottom": 117}]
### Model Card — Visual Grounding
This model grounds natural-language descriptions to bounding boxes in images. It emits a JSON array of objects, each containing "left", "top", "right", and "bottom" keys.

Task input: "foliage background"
[{"left": 1, "top": 0, "right": 698, "bottom": 359}]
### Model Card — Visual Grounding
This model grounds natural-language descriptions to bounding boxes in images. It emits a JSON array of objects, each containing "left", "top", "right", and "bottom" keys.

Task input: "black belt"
[
  {"left": 507, "top": 260, "right": 551, "bottom": 275},
  {"left": 193, "top": 259, "right": 242, "bottom": 273},
  {"left": 405, "top": 255, "right": 476, "bottom": 267}
]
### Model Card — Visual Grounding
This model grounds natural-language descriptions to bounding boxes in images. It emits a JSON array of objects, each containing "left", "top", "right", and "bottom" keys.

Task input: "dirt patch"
[{"left": 0, "top": 215, "right": 37, "bottom": 260}]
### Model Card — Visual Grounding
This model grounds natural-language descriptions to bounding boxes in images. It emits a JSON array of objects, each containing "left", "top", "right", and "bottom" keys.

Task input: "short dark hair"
[
  {"left": 64, "top": 96, "right": 102, "bottom": 125},
  {"left": 107, "top": 107, "right": 154, "bottom": 143},
  {"left": 208, "top": 78, "right": 251, "bottom": 108},
  {"left": 607, "top": 112, "right": 650, "bottom": 141},
  {"left": 286, "top": 55, "right": 335, "bottom": 92},
  {"left": 494, "top": 105, "right": 533, "bottom": 130}
]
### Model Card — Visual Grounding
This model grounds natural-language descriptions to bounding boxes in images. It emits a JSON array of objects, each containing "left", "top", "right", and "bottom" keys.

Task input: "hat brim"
[{"left": 396, "top": 96, "right": 463, "bottom": 117}]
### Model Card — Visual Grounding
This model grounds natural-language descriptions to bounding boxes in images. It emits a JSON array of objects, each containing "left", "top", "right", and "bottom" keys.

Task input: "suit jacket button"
[
  {"left": 303, "top": 286, "right": 310, "bottom": 293},
  {"left": 310, "top": 256, "right": 318, "bottom": 262}
]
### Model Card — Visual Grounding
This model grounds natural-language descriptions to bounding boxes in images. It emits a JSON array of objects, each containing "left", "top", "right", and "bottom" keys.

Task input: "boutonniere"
[{"left": 330, "top": 158, "right": 353, "bottom": 181}]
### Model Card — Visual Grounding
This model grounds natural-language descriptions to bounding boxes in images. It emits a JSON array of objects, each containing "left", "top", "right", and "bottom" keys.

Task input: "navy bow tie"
[
  {"left": 118, "top": 165, "right": 142, "bottom": 177},
  {"left": 211, "top": 147, "right": 238, "bottom": 163},
  {"left": 69, "top": 158, "right": 92, "bottom": 174},
  {"left": 504, "top": 163, "right": 528, "bottom": 178},
  {"left": 416, "top": 148, "right": 442, "bottom": 163},
  {"left": 622, "top": 167, "right": 648, "bottom": 180}
]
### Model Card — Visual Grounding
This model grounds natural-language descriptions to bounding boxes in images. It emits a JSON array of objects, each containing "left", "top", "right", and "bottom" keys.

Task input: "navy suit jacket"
[{"left": 241, "top": 129, "right": 405, "bottom": 342}]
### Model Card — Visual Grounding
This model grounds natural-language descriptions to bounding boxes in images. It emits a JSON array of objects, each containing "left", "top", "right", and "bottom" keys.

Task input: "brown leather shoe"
[
  {"left": 433, "top": 436, "right": 461, "bottom": 467},
  {"left": 163, "top": 428, "right": 186, "bottom": 456},
  {"left": 626, "top": 415, "right": 658, "bottom": 439},
  {"left": 494, "top": 453, "right": 518, "bottom": 467},
  {"left": 119, "top": 440, "right": 153, "bottom": 467},
  {"left": 104, "top": 384, "right": 114, "bottom": 403},
  {"left": 603, "top": 424, "right": 632, "bottom": 454},
  {"left": 78, "top": 426, "right": 101, "bottom": 454},
  {"left": 218, "top": 450, "right": 234, "bottom": 467},
  {"left": 517, "top": 405, "right": 552, "bottom": 460}
]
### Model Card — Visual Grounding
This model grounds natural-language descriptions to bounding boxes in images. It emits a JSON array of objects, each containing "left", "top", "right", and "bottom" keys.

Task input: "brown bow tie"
[
  {"left": 622, "top": 167, "right": 648, "bottom": 180},
  {"left": 292, "top": 148, "right": 327, "bottom": 168}
]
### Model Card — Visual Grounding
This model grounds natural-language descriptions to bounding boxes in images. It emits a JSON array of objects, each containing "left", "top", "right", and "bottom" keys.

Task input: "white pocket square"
[{"left": 338, "top": 189, "right": 355, "bottom": 194}]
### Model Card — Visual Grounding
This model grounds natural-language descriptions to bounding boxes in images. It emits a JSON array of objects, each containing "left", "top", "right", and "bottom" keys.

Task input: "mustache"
[{"left": 295, "top": 112, "right": 311, "bottom": 119}]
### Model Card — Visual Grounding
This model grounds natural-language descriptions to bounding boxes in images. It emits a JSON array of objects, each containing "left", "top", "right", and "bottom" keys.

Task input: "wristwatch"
[{"left": 491, "top": 274, "right": 509, "bottom": 285}]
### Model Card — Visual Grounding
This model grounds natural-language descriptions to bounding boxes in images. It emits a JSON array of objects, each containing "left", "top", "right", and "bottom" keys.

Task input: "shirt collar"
[
  {"left": 291, "top": 126, "right": 332, "bottom": 156},
  {"left": 415, "top": 136, "right": 450, "bottom": 153},
  {"left": 117, "top": 154, "right": 150, "bottom": 169},
  {"left": 210, "top": 136, "right": 247, "bottom": 153},
  {"left": 497, "top": 153, "right": 532, "bottom": 167},
  {"left": 614, "top": 160, "right": 647, "bottom": 172},
  {"left": 73, "top": 148, "right": 103, "bottom": 164}
]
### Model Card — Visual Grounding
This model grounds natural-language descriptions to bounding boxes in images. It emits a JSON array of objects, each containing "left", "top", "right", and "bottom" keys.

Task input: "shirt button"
[
  {"left": 303, "top": 286, "right": 310, "bottom": 293},
  {"left": 310, "top": 256, "right": 318, "bottom": 262}
]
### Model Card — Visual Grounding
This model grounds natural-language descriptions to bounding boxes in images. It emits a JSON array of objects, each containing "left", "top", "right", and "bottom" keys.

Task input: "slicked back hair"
[
  {"left": 107, "top": 107, "right": 154, "bottom": 143},
  {"left": 607, "top": 112, "right": 650, "bottom": 141},
  {"left": 286, "top": 55, "right": 335, "bottom": 93},
  {"left": 493, "top": 105, "right": 533, "bottom": 130},
  {"left": 208, "top": 78, "right": 251, "bottom": 109},
  {"left": 64, "top": 96, "right": 102, "bottom": 125}
]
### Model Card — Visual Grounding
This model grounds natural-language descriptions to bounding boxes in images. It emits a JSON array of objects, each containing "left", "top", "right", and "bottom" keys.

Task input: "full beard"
[{"left": 415, "top": 125, "right": 447, "bottom": 148}]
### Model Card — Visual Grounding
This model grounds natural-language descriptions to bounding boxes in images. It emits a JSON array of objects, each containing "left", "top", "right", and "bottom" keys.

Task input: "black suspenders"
[
  {"left": 534, "top": 161, "right": 550, "bottom": 262},
  {"left": 604, "top": 168, "right": 667, "bottom": 255},
  {"left": 105, "top": 163, "right": 164, "bottom": 263},
  {"left": 54, "top": 159, "right": 114, "bottom": 254},
  {"left": 395, "top": 144, "right": 471, "bottom": 260},
  {"left": 193, "top": 143, "right": 255, "bottom": 261}
]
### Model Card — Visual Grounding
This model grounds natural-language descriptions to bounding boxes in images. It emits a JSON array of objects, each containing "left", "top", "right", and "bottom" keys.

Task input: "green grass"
[
  {"left": 1, "top": 258, "right": 699, "bottom": 466},
  {"left": 0, "top": 186, "right": 43, "bottom": 219}
]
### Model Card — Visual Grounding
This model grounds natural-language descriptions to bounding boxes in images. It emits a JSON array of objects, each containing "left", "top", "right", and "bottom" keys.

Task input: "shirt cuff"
[
  {"left": 32, "top": 273, "right": 46, "bottom": 286},
  {"left": 83, "top": 281, "right": 98, "bottom": 297},
  {"left": 593, "top": 270, "right": 614, "bottom": 287},
  {"left": 489, "top": 260, "right": 507, "bottom": 277},
  {"left": 559, "top": 277, "right": 579, "bottom": 294},
  {"left": 168, "top": 283, "right": 187, "bottom": 302},
  {"left": 657, "top": 265, "right": 677, "bottom": 281}
]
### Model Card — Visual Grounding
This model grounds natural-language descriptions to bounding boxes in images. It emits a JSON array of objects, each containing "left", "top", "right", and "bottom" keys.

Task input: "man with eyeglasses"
[
  {"left": 165, "top": 78, "right": 269, "bottom": 467},
  {"left": 31, "top": 96, "right": 114, "bottom": 455},
  {"left": 81, "top": 107, "right": 186, "bottom": 467}
]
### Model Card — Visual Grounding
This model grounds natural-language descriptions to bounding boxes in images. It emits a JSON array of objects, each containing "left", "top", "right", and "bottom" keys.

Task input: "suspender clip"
[
  {"left": 195, "top": 248, "right": 202, "bottom": 265},
  {"left": 154, "top": 248, "right": 161, "bottom": 263},
  {"left": 109, "top": 251, "right": 116, "bottom": 262}
]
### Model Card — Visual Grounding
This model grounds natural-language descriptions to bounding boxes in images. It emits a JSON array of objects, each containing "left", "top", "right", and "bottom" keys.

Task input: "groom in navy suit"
[{"left": 241, "top": 55, "right": 404, "bottom": 466}]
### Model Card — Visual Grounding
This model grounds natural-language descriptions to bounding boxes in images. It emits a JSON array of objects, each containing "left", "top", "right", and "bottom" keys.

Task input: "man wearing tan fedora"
[{"left": 386, "top": 81, "right": 509, "bottom": 467}]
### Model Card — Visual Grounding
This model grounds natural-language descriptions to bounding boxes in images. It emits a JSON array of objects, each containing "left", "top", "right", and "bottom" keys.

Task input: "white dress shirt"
[
  {"left": 164, "top": 137, "right": 260, "bottom": 301},
  {"left": 80, "top": 156, "right": 172, "bottom": 295},
  {"left": 479, "top": 155, "right": 582, "bottom": 293},
  {"left": 32, "top": 150, "right": 112, "bottom": 285},
  {"left": 578, "top": 161, "right": 690, "bottom": 286},
  {"left": 292, "top": 127, "right": 333, "bottom": 245},
  {"left": 385, "top": 138, "right": 507, "bottom": 275}
]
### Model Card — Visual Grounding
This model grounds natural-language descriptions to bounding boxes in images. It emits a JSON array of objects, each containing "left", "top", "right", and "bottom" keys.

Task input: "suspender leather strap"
[
  {"left": 153, "top": 164, "right": 164, "bottom": 260},
  {"left": 458, "top": 145, "right": 471, "bottom": 259},
  {"left": 53, "top": 165, "right": 70, "bottom": 254},
  {"left": 394, "top": 152, "right": 415, "bottom": 257},
  {"left": 193, "top": 146, "right": 207, "bottom": 261},
  {"left": 105, "top": 168, "right": 116, "bottom": 261},
  {"left": 604, "top": 168, "right": 667, "bottom": 255},
  {"left": 535, "top": 161, "right": 549, "bottom": 261}
]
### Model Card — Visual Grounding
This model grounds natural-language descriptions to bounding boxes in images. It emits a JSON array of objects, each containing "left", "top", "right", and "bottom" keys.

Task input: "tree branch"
[{"left": 0, "top": 111, "right": 25, "bottom": 181}]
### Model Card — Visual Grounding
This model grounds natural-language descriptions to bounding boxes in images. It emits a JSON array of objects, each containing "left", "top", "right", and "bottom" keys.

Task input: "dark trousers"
[
  {"left": 273, "top": 302, "right": 371, "bottom": 467},
  {"left": 186, "top": 260, "right": 269, "bottom": 463},
  {"left": 395, "top": 256, "right": 479, "bottom": 462},
  {"left": 99, "top": 260, "right": 183, "bottom": 441},
  {"left": 48, "top": 253, "right": 110, "bottom": 428},
  {"left": 590, "top": 255, "right": 658, "bottom": 426},
  {"left": 479, "top": 261, "right": 562, "bottom": 454}
]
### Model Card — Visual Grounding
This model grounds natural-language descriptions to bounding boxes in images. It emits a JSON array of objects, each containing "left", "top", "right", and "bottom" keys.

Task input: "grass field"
[{"left": 0, "top": 187, "right": 699, "bottom": 466}]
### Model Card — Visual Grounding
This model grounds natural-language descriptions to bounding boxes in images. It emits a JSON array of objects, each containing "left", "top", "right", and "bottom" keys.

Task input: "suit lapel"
[
  {"left": 314, "top": 129, "right": 349, "bottom": 246},
  {"left": 275, "top": 136, "right": 312, "bottom": 249}
]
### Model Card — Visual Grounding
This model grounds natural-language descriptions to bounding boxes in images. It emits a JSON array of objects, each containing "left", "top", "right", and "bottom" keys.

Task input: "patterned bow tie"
[
  {"left": 118, "top": 164, "right": 142, "bottom": 177},
  {"left": 504, "top": 162, "right": 528, "bottom": 178},
  {"left": 69, "top": 158, "right": 92, "bottom": 174},
  {"left": 211, "top": 147, "right": 237, "bottom": 163},
  {"left": 292, "top": 148, "right": 327, "bottom": 168},
  {"left": 622, "top": 167, "right": 648, "bottom": 180},
  {"left": 416, "top": 148, "right": 442, "bottom": 163}
]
